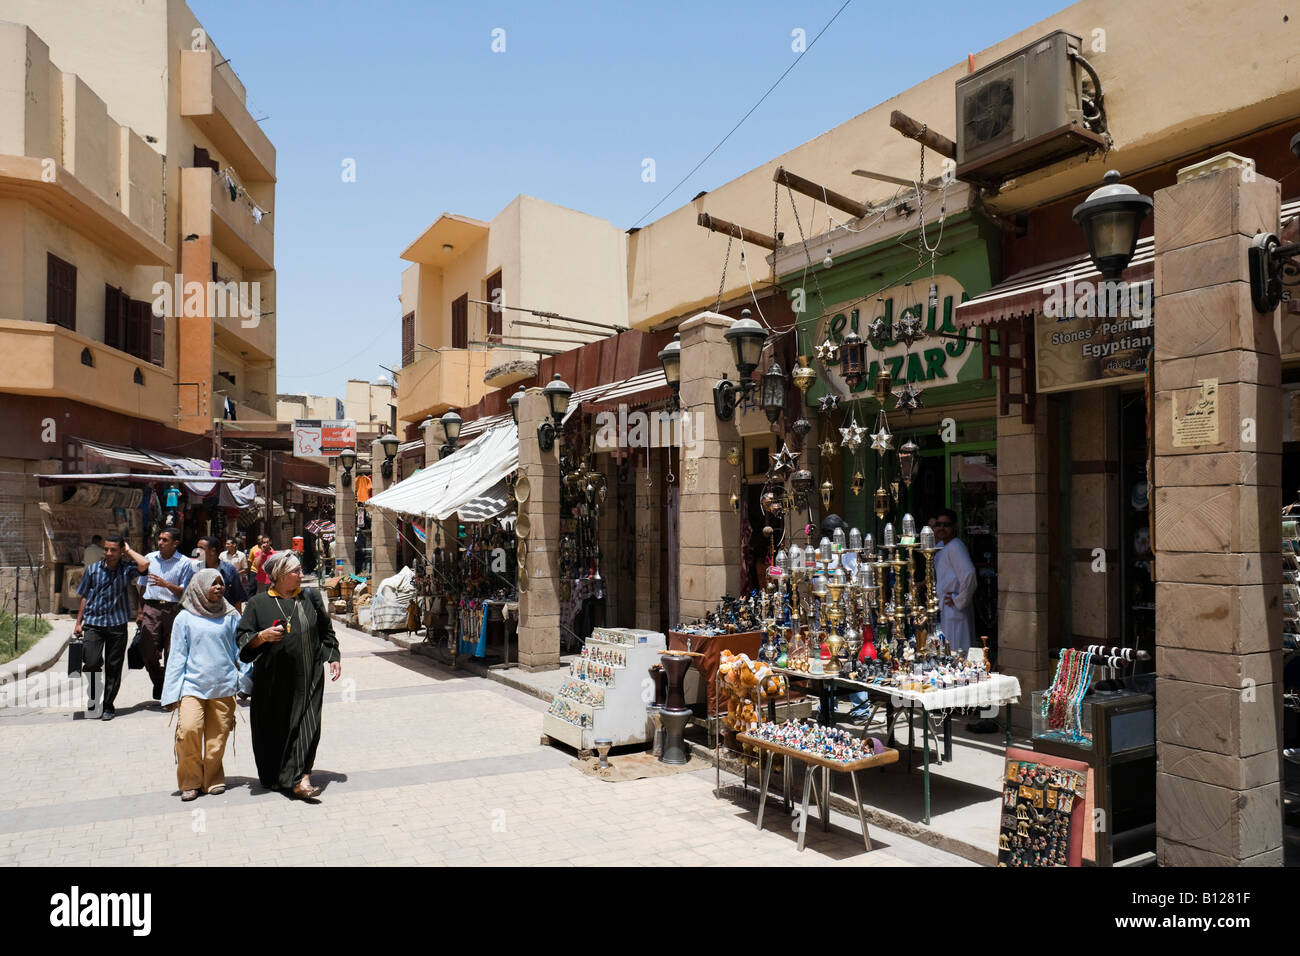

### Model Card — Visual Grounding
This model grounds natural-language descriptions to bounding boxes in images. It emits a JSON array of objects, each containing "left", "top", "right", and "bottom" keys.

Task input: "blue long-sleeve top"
[{"left": 161, "top": 610, "right": 241, "bottom": 705}]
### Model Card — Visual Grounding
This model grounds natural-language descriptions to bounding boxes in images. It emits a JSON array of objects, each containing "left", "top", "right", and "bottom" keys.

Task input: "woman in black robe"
[{"left": 237, "top": 551, "right": 340, "bottom": 799}]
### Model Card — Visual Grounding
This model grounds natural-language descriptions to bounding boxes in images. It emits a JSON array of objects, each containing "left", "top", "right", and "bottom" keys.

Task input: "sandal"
[
  {"left": 291, "top": 782, "right": 322, "bottom": 800},
  {"left": 207, "top": 784, "right": 226, "bottom": 795},
  {"left": 181, "top": 789, "right": 199, "bottom": 801}
]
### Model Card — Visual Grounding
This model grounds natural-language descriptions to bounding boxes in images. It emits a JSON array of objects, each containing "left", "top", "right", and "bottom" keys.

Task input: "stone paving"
[{"left": 0, "top": 617, "right": 969, "bottom": 867}]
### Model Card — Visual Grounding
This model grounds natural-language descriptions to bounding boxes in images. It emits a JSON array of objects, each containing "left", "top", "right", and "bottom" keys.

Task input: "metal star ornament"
[
  {"left": 839, "top": 421, "right": 867, "bottom": 452},
  {"left": 894, "top": 382, "right": 925, "bottom": 413},
  {"left": 870, "top": 425, "right": 894, "bottom": 454},
  {"left": 818, "top": 439, "right": 838, "bottom": 459},
  {"left": 814, "top": 339, "right": 840, "bottom": 364},
  {"left": 896, "top": 313, "right": 925, "bottom": 348},
  {"left": 769, "top": 443, "right": 799, "bottom": 479},
  {"left": 868, "top": 316, "right": 892, "bottom": 351},
  {"left": 817, "top": 394, "right": 840, "bottom": 414}
]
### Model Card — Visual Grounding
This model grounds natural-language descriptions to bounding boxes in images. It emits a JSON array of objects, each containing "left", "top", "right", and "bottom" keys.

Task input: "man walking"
[
  {"left": 195, "top": 536, "right": 248, "bottom": 610},
  {"left": 73, "top": 535, "right": 145, "bottom": 720},
  {"left": 933, "top": 508, "right": 977, "bottom": 654},
  {"left": 127, "top": 528, "right": 194, "bottom": 703}
]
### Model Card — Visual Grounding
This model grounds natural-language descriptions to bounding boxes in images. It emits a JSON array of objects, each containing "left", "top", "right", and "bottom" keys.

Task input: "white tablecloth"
[{"left": 845, "top": 672, "right": 1021, "bottom": 711}]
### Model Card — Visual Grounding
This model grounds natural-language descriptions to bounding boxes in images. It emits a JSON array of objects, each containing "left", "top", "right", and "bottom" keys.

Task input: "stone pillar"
[
  {"left": 331, "top": 458, "right": 355, "bottom": 577},
  {"left": 368, "top": 439, "right": 399, "bottom": 583},
  {"left": 516, "top": 389, "right": 562, "bottom": 669},
  {"left": 996, "top": 366, "right": 1052, "bottom": 732},
  {"left": 677, "top": 311, "right": 742, "bottom": 621},
  {"left": 635, "top": 448, "right": 663, "bottom": 631},
  {"left": 1152, "top": 166, "right": 1283, "bottom": 866}
]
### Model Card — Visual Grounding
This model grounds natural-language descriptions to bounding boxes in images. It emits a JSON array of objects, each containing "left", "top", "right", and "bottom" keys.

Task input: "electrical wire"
[{"left": 629, "top": 0, "right": 855, "bottom": 229}]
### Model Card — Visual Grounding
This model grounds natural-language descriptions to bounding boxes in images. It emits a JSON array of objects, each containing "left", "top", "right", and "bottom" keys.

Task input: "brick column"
[
  {"left": 996, "top": 365, "right": 1052, "bottom": 732},
  {"left": 516, "top": 389, "right": 562, "bottom": 669},
  {"left": 677, "top": 311, "right": 742, "bottom": 621},
  {"left": 635, "top": 448, "right": 662, "bottom": 630},
  {"left": 331, "top": 458, "right": 355, "bottom": 577},
  {"left": 368, "top": 438, "right": 398, "bottom": 583},
  {"left": 1152, "top": 166, "right": 1283, "bottom": 866}
]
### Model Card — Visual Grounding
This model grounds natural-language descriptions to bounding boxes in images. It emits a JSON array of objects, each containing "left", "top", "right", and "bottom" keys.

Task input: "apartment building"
[
  {"left": 396, "top": 195, "right": 627, "bottom": 429},
  {"left": 0, "top": 0, "right": 276, "bottom": 606}
]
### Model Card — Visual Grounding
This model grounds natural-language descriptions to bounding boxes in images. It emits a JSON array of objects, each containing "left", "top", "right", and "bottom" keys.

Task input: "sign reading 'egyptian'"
[{"left": 1035, "top": 278, "right": 1154, "bottom": 393}]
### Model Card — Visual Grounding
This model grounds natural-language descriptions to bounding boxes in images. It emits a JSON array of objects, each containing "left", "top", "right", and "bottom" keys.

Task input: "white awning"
[
  {"left": 148, "top": 452, "right": 220, "bottom": 496},
  {"left": 457, "top": 480, "right": 510, "bottom": 524},
  {"left": 366, "top": 425, "right": 518, "bottom": 521}
]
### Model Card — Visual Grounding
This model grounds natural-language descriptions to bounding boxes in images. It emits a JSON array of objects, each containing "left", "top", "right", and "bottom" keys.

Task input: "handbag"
[
  {"left": 127, "top": 626, "right": 145, "bottom": 670},
  {"left": 67, "top": 635, "right": 84, "bottom": 676}
]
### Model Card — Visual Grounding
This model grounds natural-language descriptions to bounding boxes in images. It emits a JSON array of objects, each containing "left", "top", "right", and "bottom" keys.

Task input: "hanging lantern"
[
  {"left": 874, "top": 486, "right": 890, "bottom": 520},
  {"left": 761, "top": 361, "right": 786, "bottom": 424},
  {"left": 730, "top": 491, "right": 740, "bottom": 513},
  {"left": 898, "top": 438, "right": 920, "bottom": 487},
  {"left": 841, "top": 331, "right": 865, "bottom": 389},
  {"left": 792, "top": 355, "right": 817, "bottom": 396},
  {"left": 791, "top": 417, "right": 812, "bottom": 441},
  {"left": 820, "top": 478, "right": 833, "bottom": 509},
  {"left": 790, "top": 468, "right": 814, "bottom": 499},
  {"left": 874, "top": 370, "right": 894, "bottom": 406},
  {"left": 851, "top": 470, "right": 865, "bottom": 497}
]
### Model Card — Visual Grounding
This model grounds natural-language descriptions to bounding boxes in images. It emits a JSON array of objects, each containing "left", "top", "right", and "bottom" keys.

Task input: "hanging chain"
[
  {"left": 785, "top": 182, "right": 828, "bottom": 329},
  {"left": 715, "top": 232, "right": 733, "bottom": 314},
  {"left": 772, "top": 178, "right": 780, "bottom": 288},
  {"left": 917, "top": 131, "right": 926, "bottom": 267}
]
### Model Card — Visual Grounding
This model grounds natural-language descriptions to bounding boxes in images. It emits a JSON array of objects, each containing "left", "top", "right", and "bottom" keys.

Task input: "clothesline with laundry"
[{"left": 220, "top": 167, "right": 271, "bottom": 224}]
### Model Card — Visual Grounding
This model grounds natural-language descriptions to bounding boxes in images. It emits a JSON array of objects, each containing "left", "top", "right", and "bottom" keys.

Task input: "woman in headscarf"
[
  {"left": 237, "top": 551, "right": 340, "bottom": 799},
  {"left": 162, "top": 568, "right": 241, "bottom": 801}
]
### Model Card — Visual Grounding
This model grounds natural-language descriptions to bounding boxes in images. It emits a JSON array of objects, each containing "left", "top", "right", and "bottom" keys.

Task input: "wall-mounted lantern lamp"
[
  {"left": 439, "top": 409, "right": 462, "bottom": 460},
  {"left": 337, "top": 447, "right": 357, "bottom": 488},
  {"left": 1072, "top": 170, "right": 1153, "bottom": 280},
  {"left": 658, "top": 333, "right": 682, "bottom": 409},
  {"left": 712, "top": 309, "right": 768, "bottom": 421},
  {"left": 378, "top": 432, "right": 401, "bottom": 479},
  {"left": 537, "top": 373, "right": 572, "bottom": 452}
]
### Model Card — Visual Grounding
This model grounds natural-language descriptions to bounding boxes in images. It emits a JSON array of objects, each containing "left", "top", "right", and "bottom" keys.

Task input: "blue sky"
[{"left": 190, "top": 0, "right": 1062, "bottom": 400}]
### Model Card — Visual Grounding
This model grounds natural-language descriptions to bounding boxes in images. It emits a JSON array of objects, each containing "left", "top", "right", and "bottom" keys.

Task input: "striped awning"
[
  {"left": 457, "top": 480, "right": 510, "bottom": 524},
  {"left": 953, "top": 236, "right": 1154, "bottom": 330},
  {"left": 76, "top": 439, "right": 170, "bottom": 472}
]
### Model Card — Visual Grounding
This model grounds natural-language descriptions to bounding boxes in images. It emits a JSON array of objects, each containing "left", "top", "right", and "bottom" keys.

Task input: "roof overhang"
[{"left": 401, "top": 213, "right": 490, "bottom": 265}]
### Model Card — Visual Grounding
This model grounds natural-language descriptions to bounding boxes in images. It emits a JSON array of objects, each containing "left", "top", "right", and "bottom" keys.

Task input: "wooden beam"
[
  {"left": 772, "top": 166, "right": 869, "bottom": 219},
  {"left": 889, "top": 110, "right": 956, "bottom": 160},
  {"left": 852, "top": 169, "right": 940, "bottom": 191},
  {"left": 696, "top": 212, "right": 778, "bottom": 250}
]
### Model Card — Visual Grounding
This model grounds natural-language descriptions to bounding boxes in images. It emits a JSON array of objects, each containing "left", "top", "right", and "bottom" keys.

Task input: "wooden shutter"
[
  {"left": 149, "top": 308, "right": 165, "bottom": 366},
  {"left": 485, "top": 271, "right": 503, "bottom": 338},
  {"left": 46, "top": 254, "right": 76, "bottom": 331},
  {"left": 194, "top": 146, "right": 219, "bottom": 172},
  {"left": 104, "top": 285, "right": 126, "bottom": 351},
  {"left": 401, "top": 311, "right": 415, "bottom": 367},
  {"left": 128, "top": 299, "right": 152, "bottom": 361},
  {"left": 452, "top": 294, "right": 468, "bottom": 349}
]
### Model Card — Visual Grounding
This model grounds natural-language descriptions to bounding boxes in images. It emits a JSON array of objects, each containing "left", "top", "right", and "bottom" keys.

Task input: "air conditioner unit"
[{"left": 955, "top": 30, "right": 1108, "bottom": 184}]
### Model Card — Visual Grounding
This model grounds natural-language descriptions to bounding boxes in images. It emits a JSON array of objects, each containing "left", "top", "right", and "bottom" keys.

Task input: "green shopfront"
[{"left": 783, "top": 209, "right": 1003, "bottom": 649}]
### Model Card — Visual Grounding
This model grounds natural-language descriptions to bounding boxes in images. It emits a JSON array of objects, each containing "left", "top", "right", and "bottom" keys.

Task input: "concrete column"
[
  {"left": 516, "top": 389, "right": 562, "bottom": 669},
  {"left": 1152, "top": 166, "right": 1283, "bottom": 866},
  {"left": 677, "top": 311, "right": 742, "bottom": 621},
  {"left": 996, "top": 365, "right": 1052, "bottom": 731},
  {"left": 330, "top": 458, "right": 355, "bottom": 577},
  {"left": 369, "top": 439, "right": 399, "bottom": 583},
  {"left": 635, "top": 448, "right": 662, "bottom": 630}
]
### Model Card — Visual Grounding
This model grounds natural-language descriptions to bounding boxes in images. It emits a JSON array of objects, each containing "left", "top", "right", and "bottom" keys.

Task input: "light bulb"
[
  {"left": 928, "top": 283, "right": 938, "bottom": 310},
  {"left": 823, "top": 248, "right": 833, "bottom": 269}
]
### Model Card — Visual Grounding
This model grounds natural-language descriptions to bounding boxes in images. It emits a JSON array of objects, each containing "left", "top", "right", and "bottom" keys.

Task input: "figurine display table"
[
  {"left": 773, "top": 668, "right": 1021, "bottom": 825},
  {"left": 737, "top": 732, "right": 898, "bottom": 852},
  {"left": 542, "top": 628, "right": 666, "bottom": 755},
  {"left": 667, "top": 630, "right": 763, "bottom": 714}
]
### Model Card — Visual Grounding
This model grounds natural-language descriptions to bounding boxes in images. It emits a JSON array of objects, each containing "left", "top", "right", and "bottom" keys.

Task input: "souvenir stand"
[
  {"left": 707, "top": 322, "right": 1021, "bottom": 830},
  {"left": 1278, "top": 506, "right": 1298, "bottom": 855},
  {"left": 542, "top": 626, "right": 667, "bottom": 754},
  {"left": 449, "top": 505, "right": 517, "bottom": 664},
  {"left": 555, "top": 419, "right": 609, "bottom": 652}
]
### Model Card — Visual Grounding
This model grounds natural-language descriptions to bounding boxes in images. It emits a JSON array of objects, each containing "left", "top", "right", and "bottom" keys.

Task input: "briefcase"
[
  {"left": 127, "top": 627, "right": 145, "bottom": 670},
  {"left": 67, "top": 636, "right": 84, "bottom": 676}
]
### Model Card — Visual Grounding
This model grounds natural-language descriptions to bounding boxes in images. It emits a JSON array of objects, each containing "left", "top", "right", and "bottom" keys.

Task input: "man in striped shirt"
[{"left": 74, "top": 535, "right": 146, "bottom": 720}]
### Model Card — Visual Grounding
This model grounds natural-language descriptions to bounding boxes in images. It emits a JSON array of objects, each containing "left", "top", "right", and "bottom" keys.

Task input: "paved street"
[{"left": 0, "top": 618, "right": 967, "bottom": 866}]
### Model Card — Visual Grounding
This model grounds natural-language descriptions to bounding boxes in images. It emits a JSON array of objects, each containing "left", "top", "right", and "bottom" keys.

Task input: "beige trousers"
[{"left": 175, "top": 696, "right": 236, "bottom": 792}]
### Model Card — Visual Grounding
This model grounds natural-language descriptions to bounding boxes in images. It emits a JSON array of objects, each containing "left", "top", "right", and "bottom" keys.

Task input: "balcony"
[
  {"left": 396, "top": 348, "right": 492, "bottom": 425},
  {"left": 179, "top": 49, "right": 276, "bottom": 183},
  {"left": 0, "top": 319, "right": 175, "bottom": 423},
  {"left": 0, "top": 155, "right": 171, "bottom": 266},
  {"left": 210, "top": 168, "right": 274, "bottom": 270}
]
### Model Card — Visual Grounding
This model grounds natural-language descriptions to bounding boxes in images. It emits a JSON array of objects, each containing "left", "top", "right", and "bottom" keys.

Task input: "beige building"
[
  {"left": 276, "top": 393, "right": 344, "bottom": 423},
  {"left": 0, "top": 0, "right": 277, "bottom": 432},
  {"left": 396, "top": 195, "right": 627, "bottom": 427},
  {"left": 345, "top": 377, "right": 396, "bottom": 429}
]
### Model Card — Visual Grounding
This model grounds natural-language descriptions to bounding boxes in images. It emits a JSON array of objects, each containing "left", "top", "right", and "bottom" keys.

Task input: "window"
[
  {"left": 47, "top": 254, "right": 76, "bottom": 331},
  {"left": 401, "top": 311, "right": 415, "bottom": 367},
  {"left": 104, "top": 286, "right": 160, "bottom": 364},
  {"left": 451, "top": 294, "right": 468, "bottom": 349},
  {"left": 485, "top": 271, "right": 503, "bottom": 339}
]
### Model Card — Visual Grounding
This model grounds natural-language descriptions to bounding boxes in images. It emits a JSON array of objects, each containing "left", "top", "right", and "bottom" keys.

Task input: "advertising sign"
[{"left": 293, "top": 419, "right": 357, "bottom": 458}]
